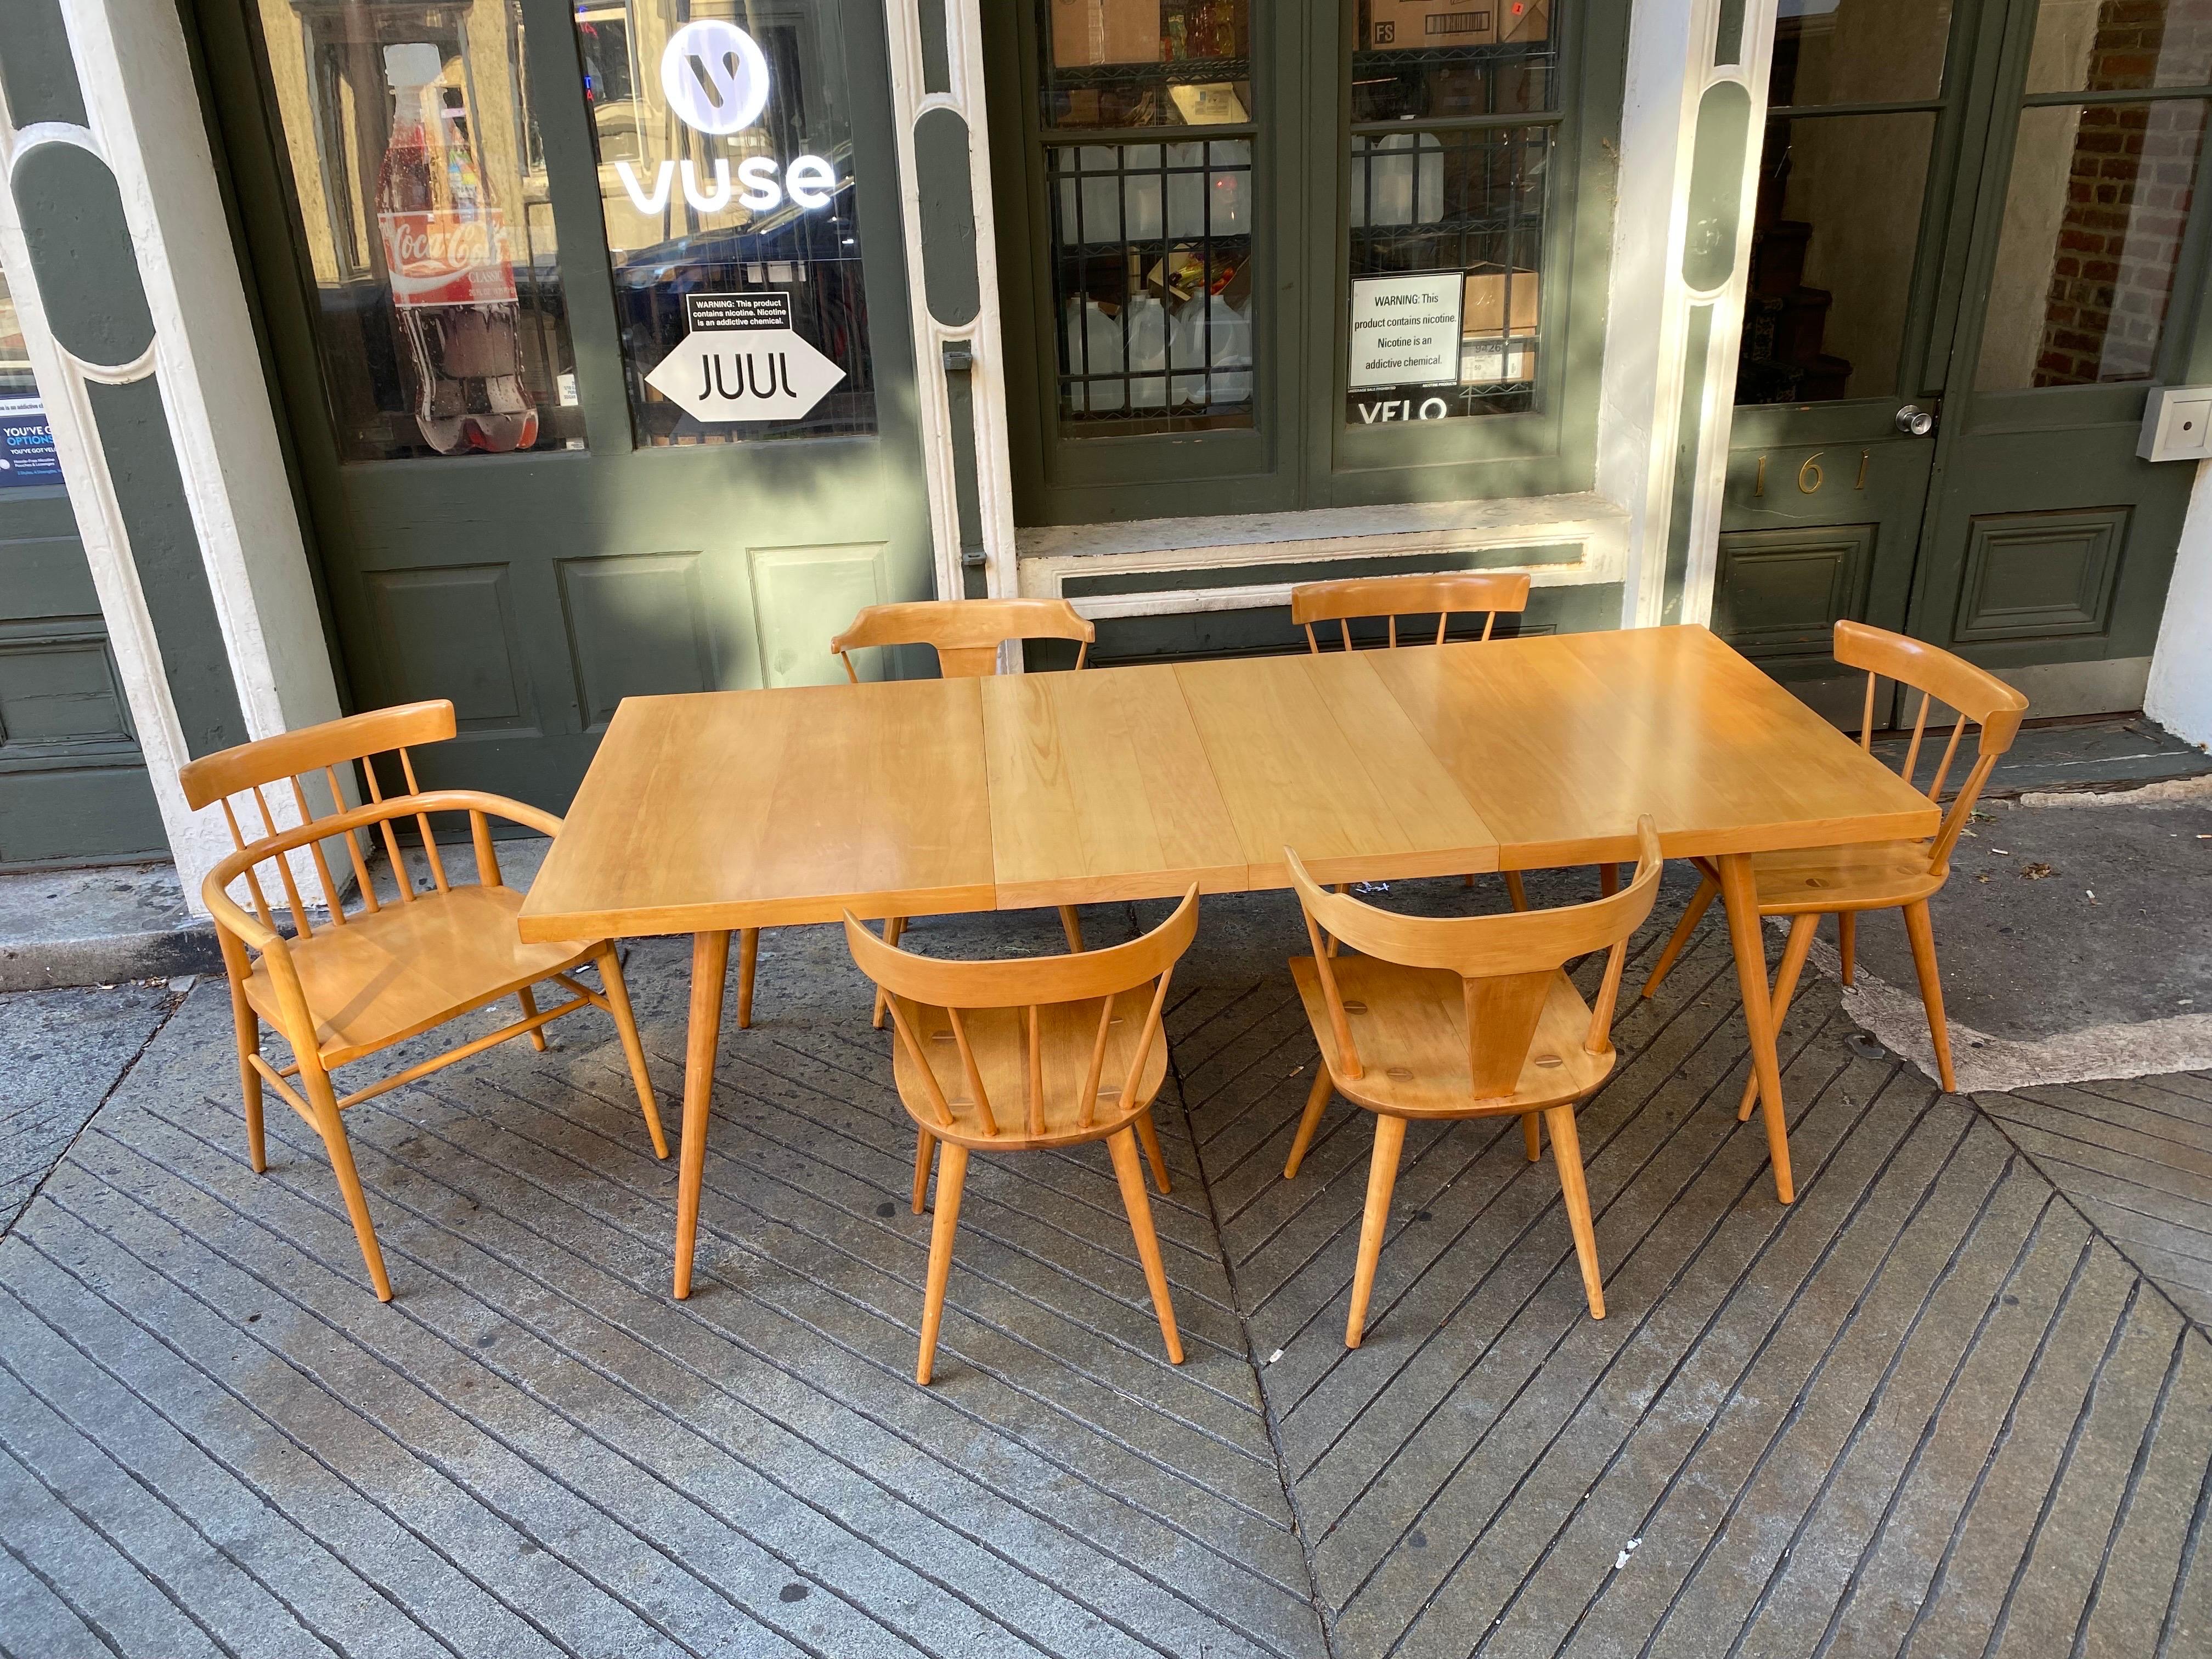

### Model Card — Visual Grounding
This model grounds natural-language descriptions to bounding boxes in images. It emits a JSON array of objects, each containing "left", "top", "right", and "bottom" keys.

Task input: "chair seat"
[
  {"left": 885, "top": 987, "right": 1169, "bottom": 1150},
  {"left": 1742, "top": 839, "right": 1943, "bottom": 913},
  {"left": 244, "top": 883, "right": 599, "bottom": 1067},
  {"left": 1289, "top": 955, "right": 1613, "bottom": 1118}
]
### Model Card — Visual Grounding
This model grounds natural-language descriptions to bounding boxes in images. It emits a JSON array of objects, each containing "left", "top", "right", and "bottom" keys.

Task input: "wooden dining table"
[{"left": 519, "top": 624, "right": 1939, "bottom": 1297}]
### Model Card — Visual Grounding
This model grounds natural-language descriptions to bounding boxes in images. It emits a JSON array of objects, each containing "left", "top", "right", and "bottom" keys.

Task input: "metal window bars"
[{"left": 1048, "top": 138, "right": 1257, "bottom": 431}]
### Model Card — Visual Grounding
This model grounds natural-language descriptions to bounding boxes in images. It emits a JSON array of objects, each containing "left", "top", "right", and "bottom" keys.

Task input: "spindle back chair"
[
  {"left": 1639, "top": 620, "right": 2029, "bottom": 1099},
  {"left": 831, "top": 596, "right": 1094, "bottom": 680},
  {"left": 179, "top": 702, "right": 666, "bottom": 1301},
  {"left": 844, "top": 886, "right": 1200, "bottom": 1383},
  {"left": 1290, "top": 571, "right": 1532, "bottom": 653},
  {"left": 822, "top": 597, "right": 1093, "bottom": 1033},
  {"left": 1282, "top": 819, "right": 1663, "bottom": 1342}
]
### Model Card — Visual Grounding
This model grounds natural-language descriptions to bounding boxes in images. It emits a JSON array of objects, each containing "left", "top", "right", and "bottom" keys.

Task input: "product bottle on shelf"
[{"left": 375, "top": 42, "right": 538, "bottom": 454}]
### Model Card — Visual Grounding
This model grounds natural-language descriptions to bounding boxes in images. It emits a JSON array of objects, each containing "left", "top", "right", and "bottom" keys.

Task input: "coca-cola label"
[{"left": 379, "top": 210, "right": 518, "bottom": 308}]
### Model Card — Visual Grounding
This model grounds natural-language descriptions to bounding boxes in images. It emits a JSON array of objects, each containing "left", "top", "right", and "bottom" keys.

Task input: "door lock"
[{"left": 1895, "top": 404, "right": 1937, "bottom": 437}]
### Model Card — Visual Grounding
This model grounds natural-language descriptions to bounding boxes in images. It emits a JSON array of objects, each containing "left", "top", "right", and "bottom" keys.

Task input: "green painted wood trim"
[
  {"left": 87, "top": 379, "right": 247, "bottom": 758},
  {"left": 0, "top": 0, "right": 88, "bottom": 128}
]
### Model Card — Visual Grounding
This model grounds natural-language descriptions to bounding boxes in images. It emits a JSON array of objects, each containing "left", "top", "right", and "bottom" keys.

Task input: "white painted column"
[
  {"left": 884, "top": 0, "right": 1019, "bottom": 606},
  {"left": 1596, "top": 0, "right": 1776, "bottom": 628},
  {"left": 2146, "top": 460, "right": 2212, "bottom": 747},
  {"left": 38, "top": 0, "right": 343, "bottom": 910}
]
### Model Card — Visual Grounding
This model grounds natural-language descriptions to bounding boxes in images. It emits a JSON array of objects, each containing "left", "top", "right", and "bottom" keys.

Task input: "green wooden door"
[
  {"left": 1719, "top": 0, "right": 2211, "bottom": 725},
  {"left": 193, "top": 0, "right": 932, "bottom": 809},
  {"left": 0, "top": 279, "right": 165, "bottom": 868}
]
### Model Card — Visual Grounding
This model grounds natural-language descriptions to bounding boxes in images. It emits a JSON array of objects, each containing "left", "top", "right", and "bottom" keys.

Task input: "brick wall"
[{"left": 2033, "top": 0, "right": 2210, "bottom": 386}]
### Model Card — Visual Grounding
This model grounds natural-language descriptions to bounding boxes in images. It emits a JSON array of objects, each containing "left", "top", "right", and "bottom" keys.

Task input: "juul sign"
[
  {"left": 643, "top": 293, "right": 845, "bottom": 423},
  {"left": 614, "top": 20, "right": 840, "bottom": 217}
]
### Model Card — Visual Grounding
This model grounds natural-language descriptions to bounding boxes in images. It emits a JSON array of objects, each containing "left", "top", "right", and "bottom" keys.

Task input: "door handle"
[{"left": 1895, "top": 404, "right": 1937, "bottom": 437}]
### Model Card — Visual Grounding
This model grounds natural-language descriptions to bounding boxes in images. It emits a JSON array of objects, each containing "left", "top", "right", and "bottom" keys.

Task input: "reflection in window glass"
[
  {"left": 1736, "top": 111, "right": 1934, "bottom": 403},
  {"left": 2026, "top": 0, "right": 2212, "bottom": 95},
  {"left": 253, "top": 0, "right": 579, "bottom": 461},
  {"left": 0, "top": 270, "right": 63, "bottom": 491},
  {"left": 1040, "top": 0, "right": 1251, "bottom": 129},
  {"left": 577, "top": 1, "right": 876, "bottom": 445},
  {"left": 1978, "top": 99, "right": 2207, "bottom": 391},
  {"left": 1041, "top": 1, "right": 1256, "bottom": 433},
  {"left": 1345, "top": 3, "right": 1554, "bottom": 424},
  {"left": 1769, "top": 0, "right": 1953, "bottom": 108}
]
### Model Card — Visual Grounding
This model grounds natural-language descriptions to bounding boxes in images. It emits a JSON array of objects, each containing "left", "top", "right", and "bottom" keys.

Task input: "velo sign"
[{"left": 644, "top": 294, "right": 847, "bottom": 424}]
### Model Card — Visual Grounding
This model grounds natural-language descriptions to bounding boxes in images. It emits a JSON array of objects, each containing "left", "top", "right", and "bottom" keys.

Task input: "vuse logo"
[{"left": 661, "top": 20, "right": 769, "bottom": 135}]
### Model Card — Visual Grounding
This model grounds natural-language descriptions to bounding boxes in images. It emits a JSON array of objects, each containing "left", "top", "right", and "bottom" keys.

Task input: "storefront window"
[
  {"left": 1038, "top": 1, "right": 1256, "bottom": 434},
  {"left": 0, "top": 273, "right": 63, "bottom": 489},
  {"left": 575, "top": 1, "right": 876, "bottom": 445},
  {"left": 253, "top": 0, "right": 580, "bottom": 461},
  {"left": 1345, "top": 1, "right": 1556, "bottom": 425}
]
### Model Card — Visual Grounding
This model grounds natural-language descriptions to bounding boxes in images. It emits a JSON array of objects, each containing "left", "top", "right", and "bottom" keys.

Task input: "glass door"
[{"left": 197, "top": 0, "right": 933, "bottom": 807}]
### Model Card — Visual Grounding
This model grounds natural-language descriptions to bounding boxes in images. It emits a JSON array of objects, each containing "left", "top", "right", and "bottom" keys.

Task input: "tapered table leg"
[
  {"left": 1717, "top": 853, "right": 1796, "bottom": 1205},
  {"left": 674, "top": 928, "right": 731, "bottom": 1299}
]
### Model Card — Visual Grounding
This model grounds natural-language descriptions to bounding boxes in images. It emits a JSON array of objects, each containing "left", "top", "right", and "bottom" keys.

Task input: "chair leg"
[
  {"left": 1346, "top": 1112, "right": 1408, "bottom": 1348},
  {"left": 228, "top": 970, "right": 266, "bottom": 1174},
  {"left": 1837, "top": 912, "right": 1857, "bottom": 987},
  {"left": 1641, "top": 873, "right": 1719, "bottom": 999},
  {"left": 735, "top": 928, "right": 759, "bottom": 1029},
  {"left": 596, "top": 947, "right": 669, "bottom": 1159},
  {"left": 911, "top": 1128, "right": 936, "bottom": 1214},
  {"left": 306, "top": 1065, "right": 391, "bottom": 1302},
  {"left": 1504, "top": 870, "right": 1529, "bottom": 913},
  {"left": 917, "top": 1141, "right": 969, "bottom": 1384},
  {"left": 873, "top": 916, "right": 906, "bottom": 1029},
  {"left": 1107, "top": 1127, "right": 1183, "bottom": 1364},
  {"left": 1902, "top": 900, "right": 1957, "bottom": 1093},
  {"left": 1135, "top": 1108, "right": 1172, "bottom": 1195},
  {"left": 1544, "top": 1104, "right": 1604, "bottom": 1319},
  {"left": 1058, "top": 905, "right": 1085, "bottom": 953},
  {"left": 1739, "top": 912, "right": 1821, "bottom": 1121},
  {"left": 516, "top": 984, "right": 550, "bottom": 1052},
  {"left": 1598, "top": 862, "right": 1619, "bottom": 898},
  {"left": 1284, "top": 1065, "right": 1333, "bottom": 1179},
  {"left": 1523, "top": 1112, "right": 1543, "bottom": 1161}
]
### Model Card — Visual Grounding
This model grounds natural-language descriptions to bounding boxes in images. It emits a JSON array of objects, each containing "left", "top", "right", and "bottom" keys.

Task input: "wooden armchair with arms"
[
  {"left": 1638, "top": 620, "right": 2029, "bottom": 1101},
  {"left": 179, "top": 700, "right": 667, "bottom": 1301}
]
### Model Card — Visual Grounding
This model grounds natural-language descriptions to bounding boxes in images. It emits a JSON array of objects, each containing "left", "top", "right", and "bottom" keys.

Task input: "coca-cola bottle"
[{"left": 375, "top": 42, "right": 538, "bottom": 454}]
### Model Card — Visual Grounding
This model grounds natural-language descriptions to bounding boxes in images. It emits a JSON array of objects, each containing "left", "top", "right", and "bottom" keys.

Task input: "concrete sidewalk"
[{"left": 0, "top": 865, "right": 2207, "bottom": 1657}]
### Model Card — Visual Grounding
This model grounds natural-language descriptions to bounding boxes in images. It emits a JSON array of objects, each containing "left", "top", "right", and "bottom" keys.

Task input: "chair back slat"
[
  {"left": 397, "top": 748, "right": 450, "bottom": 891},
  {"left": 945, "top": 1007, "right": 1000, "bottom": 1136},
  {"left": 177, "top": 702, "right": 457, "bottom": 809},
  {"left": 1833, "top": 622, "right": 2029, "bottom": 878},
  {"left": 219, "top": 797, "right": 280, "bottom": 932},
  {"left": 881, "top": 994, "right": 958, "bottom": 1128},
  {"left": 285, "top": 775, "right": 349, "bottom": 924},
  {"left": 1077, "top": 997, "right": 1116, "bottom": 1130},
  {"left": 831, "top": 598, "right": 1096, "bottom": 681},
  {"left": 251, "top": 785, "right": 315, "bottom": 939},
  {"left": 1287, "top": 821, "right": 1662, "bottom": 1101},
  {"left": 1291, "top": 572, "right": 1532, "bottom": 653},
  {"left": 326, "top": 765, "right": 382, "bottom": 913}
]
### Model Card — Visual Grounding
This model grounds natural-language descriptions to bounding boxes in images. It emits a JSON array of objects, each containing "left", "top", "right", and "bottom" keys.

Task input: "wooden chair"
[
  {"left": 178, "top": 701, "right": 667, "bottom": 1302},
  {"left": 1291, "top": 570, "right": 1561, "bottom": 909},
  {"left": 826, "top": 596, "right": 1097, "bottom": 1030},
  {"left": 1290, "top": 570, "right": 1532, "bottom": 653},
  {"left": 1281, "top": 819, "right": 1663, "bottom": 1345},
  {"left": 844, "top": 887, "right": 1199, "bottom": 1383},
  {"left": 1638, "top": 620, "right": 2029, "bottom": 1102}
]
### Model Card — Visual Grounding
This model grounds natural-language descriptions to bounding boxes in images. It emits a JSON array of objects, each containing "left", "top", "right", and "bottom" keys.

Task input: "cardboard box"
[
  {"left": 1463, "top": 268, "right": 1539, "bottom": 338},
  {"left": 1366, "top": 0, "right": 1550, "bottom": 50},
  {"left": 1053, "top": 0, "right": 1160, "bottom": 68}
]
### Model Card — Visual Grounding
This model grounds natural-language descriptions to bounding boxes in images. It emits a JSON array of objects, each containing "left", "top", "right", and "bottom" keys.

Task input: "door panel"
[
  {"left": 1721, "top": 0, "right": 2212, "bottom": 726},
  {"left": 197, "top": 0, "right": 932, "bottom": 810},
  {"left": 0, "top": 490, "right": 166, "bottom": 866}
]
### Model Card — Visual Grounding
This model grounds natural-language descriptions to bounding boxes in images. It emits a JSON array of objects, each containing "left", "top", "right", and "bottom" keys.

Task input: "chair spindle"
[
  {"left": 398, "top": 748, "right": 450, "bottom": 891},
  {"left": 252, "top": 784, "right": 313, "bottom": 938}
]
